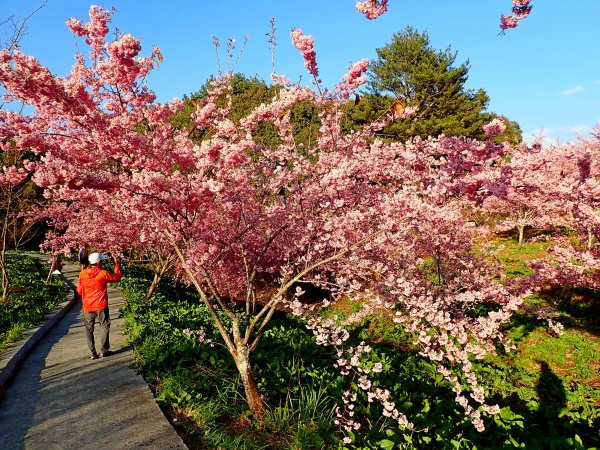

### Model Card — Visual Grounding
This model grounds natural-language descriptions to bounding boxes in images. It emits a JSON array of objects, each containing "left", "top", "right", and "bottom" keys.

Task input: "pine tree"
[{"left": 360, "top": 26, "right": 520, "bottom": 143}]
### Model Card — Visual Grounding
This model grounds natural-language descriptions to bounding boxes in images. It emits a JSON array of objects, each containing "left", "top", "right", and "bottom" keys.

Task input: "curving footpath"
[{"left": 0, "top": 262, "right": 187, "bottom": 449}]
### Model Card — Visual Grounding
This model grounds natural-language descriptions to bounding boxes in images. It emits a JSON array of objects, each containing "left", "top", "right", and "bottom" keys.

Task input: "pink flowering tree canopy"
[{"left": 3, "top": 2, "right": 595, "bottom": 439}]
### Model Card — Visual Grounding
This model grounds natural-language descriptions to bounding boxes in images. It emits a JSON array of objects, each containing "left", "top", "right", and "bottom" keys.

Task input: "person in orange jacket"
[{"left": 77, "top": 252, "right": 122, "bottom": 359}]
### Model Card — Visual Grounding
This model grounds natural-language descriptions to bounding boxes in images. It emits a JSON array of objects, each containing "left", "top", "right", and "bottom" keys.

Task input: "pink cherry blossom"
[
  {"left": 355, "top": 0, "right": 389, "bottom": 20},
  {"left": 352, "top": 0, "right": 533, "bottom": 32},
  {"left": 482, "top": 117, "right": 507, "bottom": 137},
  {"left": 500, "top": 0, "right": 533, "bottom": 31},
  {"left": 290, "top": 28, "right": 319, "bottom": 78},
  {"left": 1, "top": 3, "right": 590, "bottom": 434}
]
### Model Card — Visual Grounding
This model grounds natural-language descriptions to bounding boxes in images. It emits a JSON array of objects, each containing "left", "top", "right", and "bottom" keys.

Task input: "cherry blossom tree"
[
  {"left": 522, "top": 138, "right": 600, "bottom": 292},
  {"left": 479, "top": 144, "right": 577, "bottom": 245},
  {"left": 528, "top": 238, "right": 600, "bottom": 292},
  {"left": 0, "top": 129, "right": 36, "bottom": 301},
  {"left": 40, "top": 191, "right": 176, "bottom": 300},
  {"left": 0, "top": 5, "right": 535, "bottom": 430},
  {"left": 569, "top": 139, "right": 600, "bottom": 250},
  {"left": 0, "top": 1, "right": 47, "bottom": 301}
]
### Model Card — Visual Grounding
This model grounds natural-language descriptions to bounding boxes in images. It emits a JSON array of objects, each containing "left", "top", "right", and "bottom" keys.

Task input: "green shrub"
[
  {"left": 119, "top": 263, "right": 600, "bottom": 449},
  {"left": 0, "top": 254, "right": 68, "bottom": 352}
]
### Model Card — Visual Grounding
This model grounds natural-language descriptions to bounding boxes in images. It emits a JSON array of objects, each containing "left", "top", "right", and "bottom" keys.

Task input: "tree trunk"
[
  {"left": 1, "top": 207, "right": 10, "bottom": 302},
  {"left": 434, "top": 248, "right": 444, "bottom": 285},
  {"left": 588, "top": 224, "right": 596, "bottom": 251},
  {"left": 517, "top": 225, "right": 525, "bottom": 246},
  {"left": 234, "top": 345, "right": 266, "bottom": 420},
  {"left": 165, "top": 234, "right": 267, "bottom": 420},
  {"left": 145, "top": 272, "right": 162, "bottom": 300},
  {"left": 0, "top": 262, "right": 8, "bottom": 302}
]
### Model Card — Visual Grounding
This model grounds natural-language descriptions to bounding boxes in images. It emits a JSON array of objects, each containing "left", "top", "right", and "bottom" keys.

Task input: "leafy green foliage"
[
  {"left": 120, "top": 264, "right": 600, "bottom": 449},
  {"left": 171, "top": 74, "right": 281, "bottom": 146},
  {"left": 119, "top": 264, "right": 340, "bottom": 449},
  {"left": 0, "top": 254, "right": 68, "bottom": 351},
  {"left": 474, "top": 329, "right": 600, "bottom": 449}
]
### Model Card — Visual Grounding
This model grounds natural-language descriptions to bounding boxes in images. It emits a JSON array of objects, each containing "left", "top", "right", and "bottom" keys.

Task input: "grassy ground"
[
  {"left": 476, "top": 236, "right": 600, "bottom": 448},
  {"left": 490, "top": 237, "right": 553, "bottom": 278},
  {"left": 118, "top": 234, "right": 600, "bottom": 449},
  {"left": 118, "top": 266, "right": 342, "bottom": 449}
]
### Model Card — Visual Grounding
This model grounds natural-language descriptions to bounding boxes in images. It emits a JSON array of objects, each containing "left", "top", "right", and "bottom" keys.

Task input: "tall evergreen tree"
[{"left": 359, "top": 26, "right": 520, "bottom": 143}]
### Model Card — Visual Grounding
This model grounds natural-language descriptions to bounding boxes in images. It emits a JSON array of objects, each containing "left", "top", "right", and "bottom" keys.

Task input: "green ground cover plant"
[
  {"left": 0, "top": 253, "right": 68, "bottom": 353},
  {"left": 119, "top": 265, "right": 342, "bottom": 449},
  {"left": 120, "top": 258, "right": 600, "bottom": 449},
  {"left": 490, "top": 237, "right": 553, "bottom": 279}
]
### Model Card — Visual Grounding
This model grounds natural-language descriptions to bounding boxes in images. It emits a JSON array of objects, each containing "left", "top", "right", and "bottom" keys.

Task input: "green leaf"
[
  {"left": 499, "top": 407, "right": 514, "bottom": 421},
  {"left": 377, "top": 439, "right": 395, "bottom": 450},
  {"left": 509, "top": 436, "right": 521, "bottom": 446}
]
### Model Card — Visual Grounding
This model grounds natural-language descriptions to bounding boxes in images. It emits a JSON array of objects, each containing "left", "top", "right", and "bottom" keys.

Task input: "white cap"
[{"left": 88, "top": 252, "right": 108, "bottom": 265}]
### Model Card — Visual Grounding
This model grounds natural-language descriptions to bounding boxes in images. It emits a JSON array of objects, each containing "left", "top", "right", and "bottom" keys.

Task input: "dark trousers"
[{"left": 83, "top": 307, "right": 110, "bottom": 355}]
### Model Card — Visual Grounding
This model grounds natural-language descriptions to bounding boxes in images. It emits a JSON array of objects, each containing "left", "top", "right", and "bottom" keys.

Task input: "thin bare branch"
[{"left": 2, "top": 1, "right": 47, "bottom": 52}]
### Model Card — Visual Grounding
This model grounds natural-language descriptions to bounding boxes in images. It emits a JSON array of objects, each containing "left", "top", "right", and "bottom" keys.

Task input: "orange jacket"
[{"left": 77, "top": 262, "right": 122, "bottom": 312}]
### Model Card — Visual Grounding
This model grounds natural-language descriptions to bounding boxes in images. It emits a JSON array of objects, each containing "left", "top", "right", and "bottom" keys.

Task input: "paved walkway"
[{"left": 0, "top": 262, "right": 187, "bottom": 449}]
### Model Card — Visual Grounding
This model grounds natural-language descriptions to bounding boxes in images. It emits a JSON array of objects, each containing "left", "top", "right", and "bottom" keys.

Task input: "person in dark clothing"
[{"left": 78, "top": 245, "right": 90, "bottom": 270}]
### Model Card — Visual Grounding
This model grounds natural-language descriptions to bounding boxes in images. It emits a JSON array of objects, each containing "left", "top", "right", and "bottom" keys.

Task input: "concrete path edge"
[{"left": 0, "top": 272, "right": 77, "bottom": 399}]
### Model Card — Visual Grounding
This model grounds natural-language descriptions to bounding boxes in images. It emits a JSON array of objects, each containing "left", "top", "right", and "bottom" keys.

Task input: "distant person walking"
[
  {"left": 77, "top": 252, "right": 122, "bottom": 359},
  {"left": 78, "top": 245, "right": 90, "bottom": 270},
  {"left": 45, "top": 254, "right": 64, "bottom": 283}
]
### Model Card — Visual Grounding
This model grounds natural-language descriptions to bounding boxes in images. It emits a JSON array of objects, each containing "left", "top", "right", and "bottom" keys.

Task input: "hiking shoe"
[
  {"left": 89, "top": 353, "right": 99, "bottom": 360},
  {"left": 99, "top": 350, "right": 113, "bottom": 358}
]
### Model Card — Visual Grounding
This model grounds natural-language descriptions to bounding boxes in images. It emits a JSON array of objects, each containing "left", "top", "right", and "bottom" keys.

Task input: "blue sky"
[{"left": 3, "top": 0, "right": 600, "bottom": 144}]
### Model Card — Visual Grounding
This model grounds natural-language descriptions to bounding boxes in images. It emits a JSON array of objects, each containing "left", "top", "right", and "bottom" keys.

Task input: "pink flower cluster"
[
  {"left": 355, "top": 0, "right": 389, "bottom": 20},
  {"left": 335, "top": 58, "right": 369, "bottom": 100},
  {"left": 290, "top": 28, "right": 319, "bottom": 78},
  {"left": 500, "top": 0, "right": 533, "bottom": 31},
  {"left": 182, "top": 327, "right": 215, "bottom": 346},
  {"left": 352, "top": 0, "right": 533, "bottom": 32},
  {"left": 0, "top": 165, "right": 29, "bottom": 186},
  {"left": 66, "top": 5, "right": 113, "bottom": 59},
  {"left": 309, "top": 313, "right": 415, "bottom": 434},
  {"left": 482, "top": 117, "right": 507, "bottom": 137}
]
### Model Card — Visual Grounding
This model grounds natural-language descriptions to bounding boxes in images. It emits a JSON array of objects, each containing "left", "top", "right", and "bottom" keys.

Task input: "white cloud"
[
  {"left": 566, "top": 124, "right": 589, "bottom": 134},
  {"left": 524, "top": 128, "right": 560, "bottom": 147},
  {"left": 524, "top": 124, "right": 592, "bottom": 147},
  {"left": 561, "top": 85, "right": 584, "bottom": 96}
]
